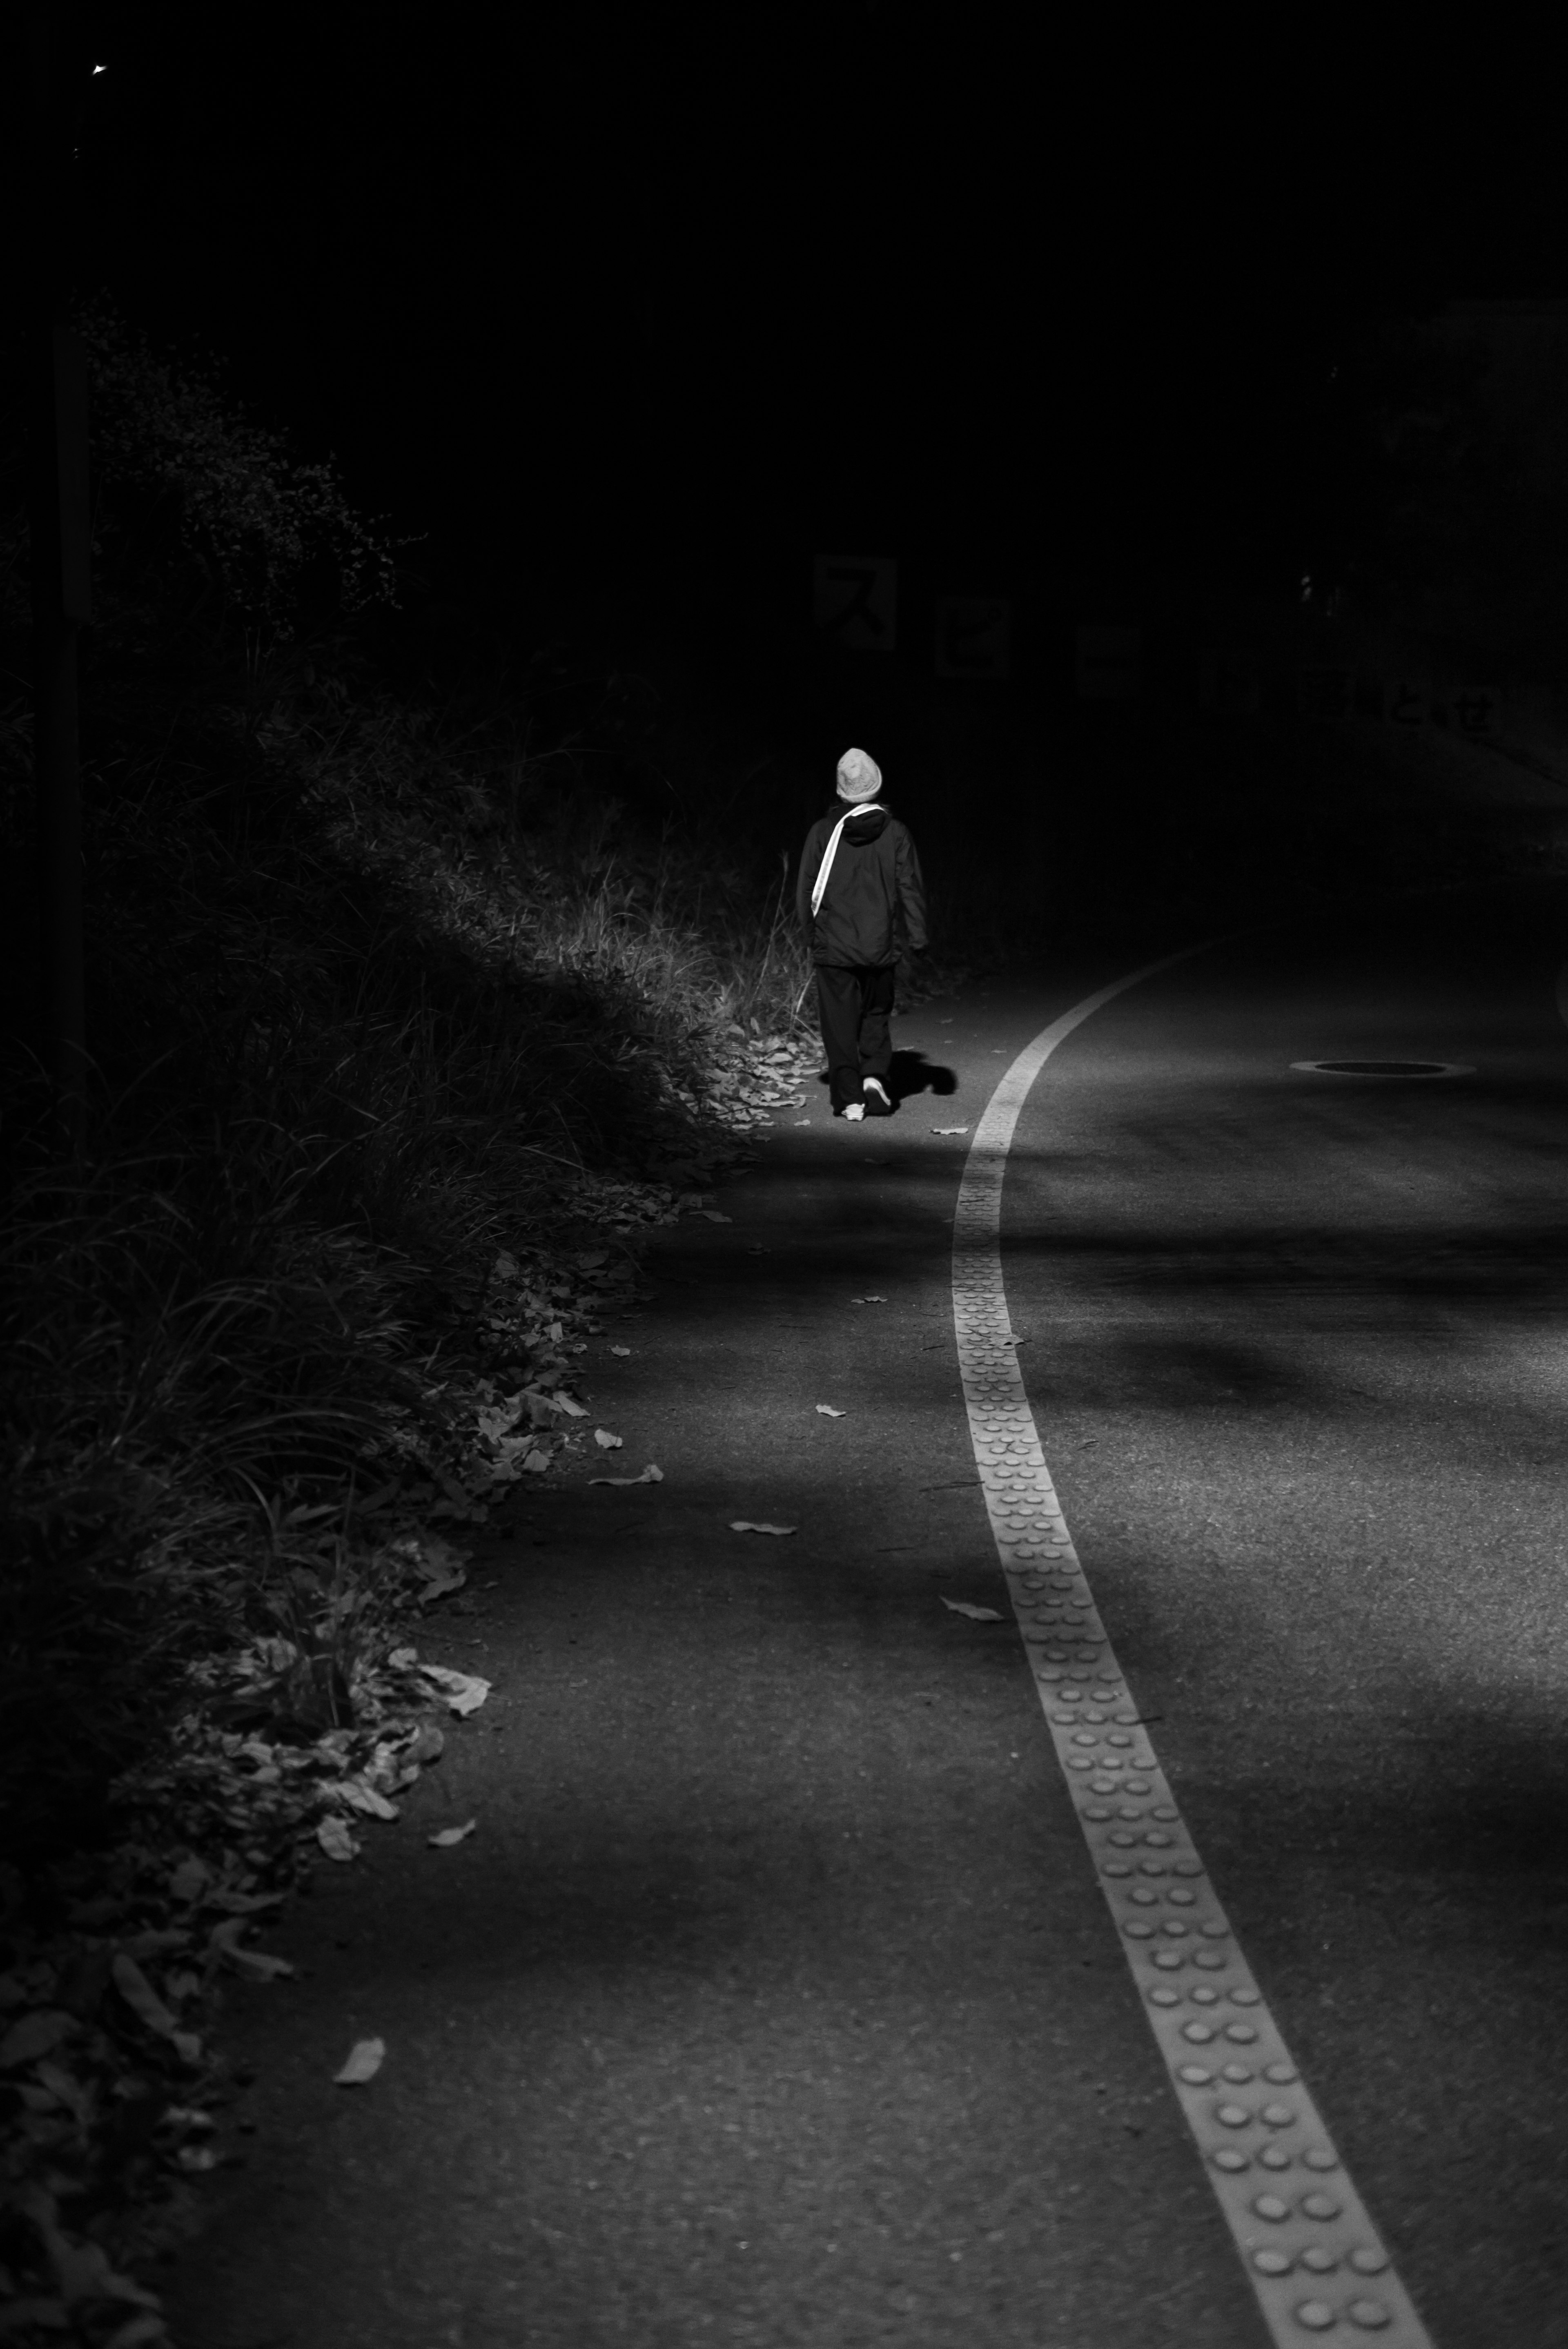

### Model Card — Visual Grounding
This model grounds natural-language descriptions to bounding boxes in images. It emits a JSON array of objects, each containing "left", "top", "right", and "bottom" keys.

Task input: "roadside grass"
[
  {"left": 1, "top": 643, "right": 822, "bottom": 1837},
  {"left": 0, "top": 517, "right": 832, "bottom": 2338}
]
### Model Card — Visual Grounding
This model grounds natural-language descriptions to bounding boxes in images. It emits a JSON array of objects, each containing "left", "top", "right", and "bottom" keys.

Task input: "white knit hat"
[{"left": 836, "top": 747, "right": 882, "bottom": 802}]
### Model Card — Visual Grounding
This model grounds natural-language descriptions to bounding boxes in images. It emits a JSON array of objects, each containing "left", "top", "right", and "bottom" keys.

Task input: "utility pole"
[{"left": 27, "top": 7, "right": 95, "bottom": 1134}]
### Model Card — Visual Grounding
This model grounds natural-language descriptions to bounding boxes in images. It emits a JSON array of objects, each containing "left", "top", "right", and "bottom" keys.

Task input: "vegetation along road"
[{"left": 167, "top": 889, "right": 1568, "bottom": 2349}]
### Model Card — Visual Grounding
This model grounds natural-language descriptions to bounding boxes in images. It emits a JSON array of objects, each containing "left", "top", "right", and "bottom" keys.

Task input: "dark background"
[{"left": 35, "top": 5, "right": 1568, "bottom": 655}]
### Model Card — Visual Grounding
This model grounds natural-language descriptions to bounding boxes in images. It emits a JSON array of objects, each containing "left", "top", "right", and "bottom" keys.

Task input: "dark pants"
[{"left": 816, "top": 963, "right": 896, "bottom": 1110}]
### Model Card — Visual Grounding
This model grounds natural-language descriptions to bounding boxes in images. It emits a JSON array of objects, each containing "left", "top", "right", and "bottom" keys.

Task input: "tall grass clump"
[{"left": 0, "top": 305, "right": 817, "bottom": 1874}]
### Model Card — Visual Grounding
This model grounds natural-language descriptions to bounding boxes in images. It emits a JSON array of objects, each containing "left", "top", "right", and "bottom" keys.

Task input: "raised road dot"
[{"left": 952, "top": 960, "right": 1436, "bottom": 2349}]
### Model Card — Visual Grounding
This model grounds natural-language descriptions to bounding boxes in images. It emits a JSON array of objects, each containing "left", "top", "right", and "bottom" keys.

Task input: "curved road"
[{"left": 171, "top": 885, "right": 1568, "bottom": 2349}]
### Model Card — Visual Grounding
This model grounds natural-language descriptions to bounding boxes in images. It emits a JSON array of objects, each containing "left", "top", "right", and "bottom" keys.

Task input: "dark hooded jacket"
[{"left": 795, "top": 798, "right": 927, "bottom": 968}]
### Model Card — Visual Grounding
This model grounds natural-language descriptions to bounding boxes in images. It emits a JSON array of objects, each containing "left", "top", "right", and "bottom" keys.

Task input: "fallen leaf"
[
  {"left": 416, "top": 1663, "right": 491, "bottom": 1716},
  {"left": 205, "top": 1888, "right": 284, "bottom": 1915},
  {"left": 610, "top": 1344, "right": 631, "bottom": 1355},
  {"left": 120, "top": 1927, "right": 186, "bottom": 1960},
  {"left": 419, "top": 1562, "right": 468, "bottom": 1604},
  {"left": 521, "top": 1449, "right": 551, "bottom": 1474},
  {"left": 107, "top": 2320, "right": 169, "bottom": 2349},
  {"left": 391, "top": 1531, "right": 471, "bottom": 1606},
  {"left": 589, "top": 1464, "right": 664, "bottom": 1486},
  {"left": 695, "top": 1210, "right": 732, "bottom": 1223},
  {"left": 109, "top": 1959, "right": 200, "bottom": 2060},
  {"left": 316, "top": 1816, "right": 360, "bottom": 1863},
  {"left": 815, "top": 1404, "right": 846, "bottom": 1417},
  {"left": 169, "top": 1856, "right": 209, "bottom": 1904},
  {"left": 476, "top": 1397, "right": 527, "bottom": 1445},
  {"left": 108, "top": 2311, "right": 173, "bottom": 2349},
  {"left": 0, "top": 2010, "right": 77, "bottom": 2070},
  {"left": 111, "top": 1957, "right": 179, "bottom": 2040},
  {"left": 209, "top": 1919, "right": 295, "bottom": 1981},
  {"left": 593, "top": 1429, "right": 623, "bottom": 1450},
  {"left": 34, "top": 2063, "right": 90, "bottom": 2126},
  {"left": 427, "top": 1820, "right": 477, "bottom": 1848},
  {"left": 334, "top": 2037, "right": 385, "bottom": 2086},
  {"left": 793, "top": 1119, "right": 811, "bottom": 1126},
  {"left": 850, "top": 1295, "right": 888, "bottom": 1304},
  {"left": 940, "top": 1596, "right": 1005, "bottom": 1621},
  {"left": 931, "top": 1125, "right": 970, "bottom": 1135},
  {"left": 320, "top": 1777, "right": 400, "bottom": 1821},
  {"left": 729, "top": 1521, "right": 797, "bottom": 1536},
  {"left": 550, "top": 1394, "right": 588, "bottom": 1419},
  {"left": 40, "top": 2229, "right": 159, "bottom": 2313}
]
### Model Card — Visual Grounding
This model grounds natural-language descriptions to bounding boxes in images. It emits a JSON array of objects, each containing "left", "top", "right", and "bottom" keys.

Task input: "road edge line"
[{"left": 951, "top": 947, "right": 1436, "bottom": 2349}]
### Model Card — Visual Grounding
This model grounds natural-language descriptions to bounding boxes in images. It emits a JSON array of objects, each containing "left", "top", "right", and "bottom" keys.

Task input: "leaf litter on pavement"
[
  {"left": 729, "top": 1521, "right": 797, "bottom": 1536},
  {"left": 0, "top": 1627, "right": 494, "bottom": 2341},
  {"left": 207, "top": 1919, "right": 294, "bottom": 1982},
  {"left": 427, "top": 1821, "right": 477, "bottom": 1849},
  {"left": 815, "top": 1404, "right": 845, "bottom": 1417},
  {"left": 0, "top": 1029, "right": 822, "bottom": 2331},
  {"left": 588, "top": 1464, "right": 664, "bottom": 1487},
  {"left": 411, "top": 1662, "right": 490, "bottom": 1716},
  {"left": 940, "top": 1596, "right": 1006, "bottom": 1622},
  {"left": 316, "top": 1815, "right": 360, "bottom": 1863},
  {"left": 333, "top": 2038, "right": 386, "bottom": 2087}
]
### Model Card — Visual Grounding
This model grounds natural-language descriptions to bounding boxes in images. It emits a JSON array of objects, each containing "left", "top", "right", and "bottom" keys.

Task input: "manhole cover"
[{"left": 1290, "top": 1059, "right": 1474, "bottom": 1078}]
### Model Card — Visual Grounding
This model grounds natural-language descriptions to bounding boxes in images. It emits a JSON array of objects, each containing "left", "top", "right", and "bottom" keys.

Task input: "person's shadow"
[
  {"left": 888, "top": 1049, "right": 957, "bottom": 1104},
  {"left": 813, "top": 1051, "right": 956, "bottom": 1112}
]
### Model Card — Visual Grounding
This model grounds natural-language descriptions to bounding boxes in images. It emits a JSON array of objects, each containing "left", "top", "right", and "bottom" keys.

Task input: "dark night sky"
[{"left": 36, "top": 7, "right": 1568, "bottom": 624}]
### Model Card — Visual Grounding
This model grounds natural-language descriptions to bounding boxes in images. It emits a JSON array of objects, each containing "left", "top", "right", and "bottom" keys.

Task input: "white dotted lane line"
[{"left": 952, "top": 954, "right": 1435, "bottom": 2349}]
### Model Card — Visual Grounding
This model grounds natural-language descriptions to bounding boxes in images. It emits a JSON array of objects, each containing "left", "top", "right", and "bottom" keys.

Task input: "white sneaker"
[
  {"left": 863, "top": 1076, "right": 891, "bottom": 1112},
  {"left": 842, "top": 1103, "right": 865, "bottom": 1122}
]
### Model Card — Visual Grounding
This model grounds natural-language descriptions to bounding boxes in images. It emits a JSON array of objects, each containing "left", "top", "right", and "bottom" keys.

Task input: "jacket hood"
[{"left": 828, "top": 800, "right": 889, "bottom": 840}]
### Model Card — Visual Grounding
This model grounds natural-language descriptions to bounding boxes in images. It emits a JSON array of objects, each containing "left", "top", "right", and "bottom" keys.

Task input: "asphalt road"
[{"left": 168, "top": 885, "right": 1568, "bottom": 2349}]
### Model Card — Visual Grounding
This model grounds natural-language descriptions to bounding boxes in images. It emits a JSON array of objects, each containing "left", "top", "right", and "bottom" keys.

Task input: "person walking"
[{"left": 796, "top": 747, "right": 927, "bottom": 1121}]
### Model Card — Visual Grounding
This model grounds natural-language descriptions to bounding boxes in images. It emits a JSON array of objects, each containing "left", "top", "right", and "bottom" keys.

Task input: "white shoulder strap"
[{"left": 811, "top": 806, "right": 878, "bottom": 917}]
